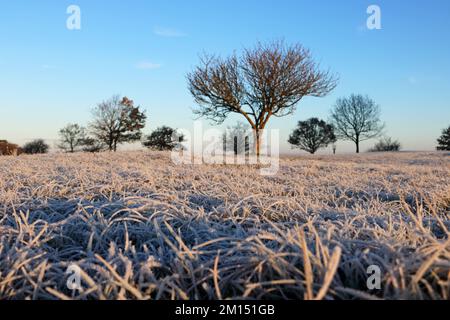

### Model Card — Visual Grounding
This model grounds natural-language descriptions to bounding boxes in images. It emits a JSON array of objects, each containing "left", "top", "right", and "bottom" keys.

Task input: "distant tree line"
[
  {"left": 286, "top": 94, "right": 390, "bottom": 154},
  {"left": 55, "top": 95, "right": 185, "bottom": 153},
  {"left": 3, "top": 40, "right": 448, "bottom": 156}
]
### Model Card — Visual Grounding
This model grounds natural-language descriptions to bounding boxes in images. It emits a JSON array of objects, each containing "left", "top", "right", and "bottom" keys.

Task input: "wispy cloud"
[
  {"left": 153, "top": 27, "right": 186, "bottom": 38},
  {"left": 42, "top": 64, "right": 56, "bottom": 70},
  {"left": 135, "top": 61, "right": 162, "bottom": 70}
]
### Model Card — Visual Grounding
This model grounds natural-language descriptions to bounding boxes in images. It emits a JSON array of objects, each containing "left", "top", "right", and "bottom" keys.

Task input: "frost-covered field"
[{"left": 0, "top": 151, "right": 449, "bottom": 300}]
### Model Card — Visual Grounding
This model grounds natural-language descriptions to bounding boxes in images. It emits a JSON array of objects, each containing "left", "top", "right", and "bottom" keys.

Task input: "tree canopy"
[
  {"left": 143, "top": 126, "right": 185, "bottom": 151},
  {"left": 288, "top": 118, "right": 336, "bottom": 154},
  {"left": 22, "top": 139, "right": 49, "bottom": 154},
  {"left": 58, "top": 123, "right": 87, "bottom": 153},
  {"left": 90, "top": 95, "right": 146, "bottom": 152},
  {"left": 330, "top": 94, "right": 384, "bottom": 153},
  {"left": 437, "top": 126, "right": 450, "bottom": 151}
]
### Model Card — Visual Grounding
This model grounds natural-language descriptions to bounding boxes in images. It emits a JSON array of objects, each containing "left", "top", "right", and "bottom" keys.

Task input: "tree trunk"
[
  {"left": 254, "top": 128, "right": 262, "bottom": 162},
  {"left": 356, "top": 137, "right": 360, "bottom": 153},
  {"left": 108, "top": 139, "right": 113, "bottom": 152}
]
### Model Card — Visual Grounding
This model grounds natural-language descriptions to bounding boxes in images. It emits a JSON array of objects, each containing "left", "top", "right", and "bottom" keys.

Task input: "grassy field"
[{"left": 0, "top": 151, "right": 449, "bottom": 300}]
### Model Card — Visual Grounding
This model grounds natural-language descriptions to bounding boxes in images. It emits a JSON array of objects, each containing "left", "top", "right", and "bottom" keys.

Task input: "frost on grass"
[{"left": 0, "top": 151, "right": 449, "bottom": 300}]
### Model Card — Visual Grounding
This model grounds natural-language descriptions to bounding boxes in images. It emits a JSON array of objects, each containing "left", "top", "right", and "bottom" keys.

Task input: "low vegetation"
[
  {"left": 22, "top": 139, "right": 49, "bottom": 155},
  {"left": 369, "top": 137, "right": 401, "bottom": 152},
  {"left": 0, "top": 151, "right": 448, "bottom": 300}
]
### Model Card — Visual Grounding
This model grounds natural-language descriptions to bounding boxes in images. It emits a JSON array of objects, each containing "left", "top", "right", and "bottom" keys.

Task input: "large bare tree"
[
  {"left": 330, "top": 94, "right": 384, "bottom": 153},
  {"left": 187, "top": 41, "right": 338, "bottom": 157},
  {"left": 90, "top": 95, "right": 146, "bottom": 151}
]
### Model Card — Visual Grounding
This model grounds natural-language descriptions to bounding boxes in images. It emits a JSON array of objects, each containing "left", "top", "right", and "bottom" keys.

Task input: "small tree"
[
  {"left": 369, "top": 137, "right": 401, "bottom": 152},
  {"left": 90, "top": 95, "right": 147, "bottom": 151},
  {"left": 330, "top": 94, "right": 384, "bottom": 153},
  {"left": 288, "top": 118, "right": 336, "bottom": 154},
  {"left": 437, "top": 126, "right": 450, "bottom": 151},
  {"left": 142, "top": 126, "right": 185, "bottom": 151},
  {"left": 22, "top": 139, "right": 49, "bottom": 154},
  {"left": 81, "top": 137, "right": 105, "bottom": 153},
  {"left": 222, "top": 122, "right": 253, "bottom": 155},
  {"left": 58, "top": 123, "right": 86, "bottom": 153},
  {"left": 187, "top": 40, "right": 337, "bottom": 158}
]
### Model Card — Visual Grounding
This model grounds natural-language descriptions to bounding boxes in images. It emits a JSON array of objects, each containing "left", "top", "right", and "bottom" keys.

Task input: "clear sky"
[{"left": 1, "top": 0, "right": 449, "bottom": 153}]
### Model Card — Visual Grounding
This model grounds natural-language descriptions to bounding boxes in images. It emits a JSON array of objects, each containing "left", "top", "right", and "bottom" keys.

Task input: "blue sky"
[{"left": 0, "top": 0, "right": 449, "bottom": 153}]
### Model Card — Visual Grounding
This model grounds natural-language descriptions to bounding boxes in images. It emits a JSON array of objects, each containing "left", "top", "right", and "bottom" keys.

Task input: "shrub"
[
  {"left": 22, "top": 139, "right": 49, "bottom": 154},
  {"left": 81, "top": 137, "right": 105, "bottom": 153},
  {"left": 142, "top": 126, "right": 185, "bottom": 151},
  {"left": 369, "top": 137, "right": 401, "bottom": 152},
  {"left": 288, "top": 118, "right": 336, "bottom": 154}
]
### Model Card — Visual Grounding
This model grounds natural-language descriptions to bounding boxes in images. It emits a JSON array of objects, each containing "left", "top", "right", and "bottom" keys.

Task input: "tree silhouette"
[
  {"left": 288, "top": 118, "right": 336, "bottom": 154},
  {"left": 187, "top": 40, "right": 337, "bottom": 158},
  {"left": 143, "top": 126, "right": 185, "bottom": 151},
  {"left": 81, "top": 137, "right": 105, "bottom": 153},
  {"left": 437, "top": 126, "right": 450, "bottom": 151},
  {"left": 330, "top": 94, "right": 384, "bottom": 153},
  {"left": 369, "top": 137, "right": 401, "bottom": 152},
  {"left": 22, "top": 139, "right": 49, "bottom": 154},
  {"left": 90, "top": 95, "right": 146, "bottom": 152},
  {"left": 58, "top": 124, "right": 87, "bottom": 153}
]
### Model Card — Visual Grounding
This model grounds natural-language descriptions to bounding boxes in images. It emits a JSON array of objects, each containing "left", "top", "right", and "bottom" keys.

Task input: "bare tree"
[
  {"left": 369, "top": 137, "right": 401, "bottom": 152},
  {"left": 58, "top": 123, "right": 86, "bottom": 153},
  {"left": 90, "top": 95, "right": 147, "bottom": 151},
  {"left": 288, "top": 118, "right": 336, "bottom": 154},
  {"left": 330, "top": 94, "right": 384, "bottom": 153},
  {"left": 187, "top": 41, "right": 338, "bottom": 158}
]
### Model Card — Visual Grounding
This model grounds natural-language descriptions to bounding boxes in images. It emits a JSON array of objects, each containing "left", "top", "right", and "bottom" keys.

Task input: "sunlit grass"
[{"left": 0, "top": 151, "right": 448, "bottom": 299}]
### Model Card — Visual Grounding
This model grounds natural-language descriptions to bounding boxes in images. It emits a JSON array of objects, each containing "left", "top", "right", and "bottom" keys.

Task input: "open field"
[{"left": 0, "top": 151, "right": 449, "bottom": 300}]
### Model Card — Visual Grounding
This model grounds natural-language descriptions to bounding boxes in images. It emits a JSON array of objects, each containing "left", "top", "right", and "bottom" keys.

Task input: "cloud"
[
  {"left": 153, "top": 27, "right": 186, "bottom": 38},
  {"left": 136, "top": 61, "right": 162, "bottom": 70},
  {"left": 42, "top": 64, "right": 56, "bottom": 70}
]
